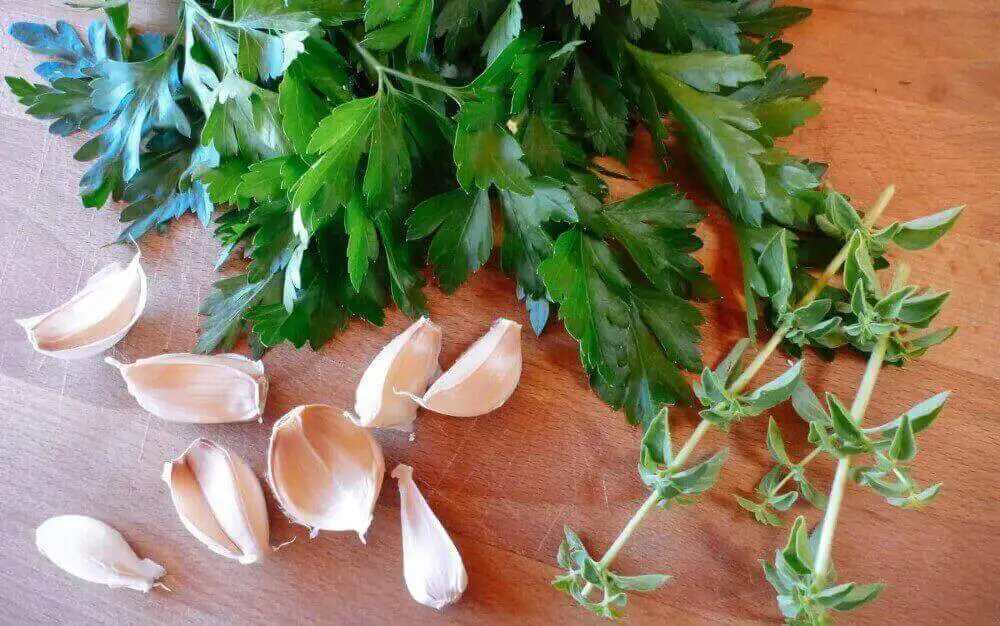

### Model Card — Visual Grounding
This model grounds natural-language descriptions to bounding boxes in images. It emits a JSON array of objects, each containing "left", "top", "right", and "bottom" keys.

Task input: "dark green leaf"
[{"left": 408, "top": 188, "right": 492, "bottom": 292}]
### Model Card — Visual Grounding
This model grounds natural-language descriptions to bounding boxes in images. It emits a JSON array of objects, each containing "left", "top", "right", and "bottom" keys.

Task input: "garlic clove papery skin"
[
  {"left": 393, "top": 464, "right": 467, "bottom": 610},
  {"left": 352, "top": 317, "right": 442, "bottom": 431},
  {"left": 163, "top": 438, "right": 270, "bottom": 564},
  {"left": 268, "top": 405, "right": 385, "bottom": 540},
  {"left": 16, "top": 249, "right": 146, "bottom": 360},
  {"left": 106, "top": 353, "right": 267, "bottom": 424},
  {"left": 404, "top": 318, "right": 522, "bottom": 417},
  {"left": 35, "top": 515, "right": 165, "bottom": 592}
]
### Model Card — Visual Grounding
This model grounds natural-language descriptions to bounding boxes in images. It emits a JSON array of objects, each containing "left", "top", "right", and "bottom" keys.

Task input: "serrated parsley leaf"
[
  {"left": 498, "top": 177, "right": 577, "bottom": 298},
  {"left": 568, "top": 0, "right": 601, "bottom": 27},
  {"left": 634, "top": 47, "right": 766, "bottom": 202},
  {"left": 363, "top": 0, "right": 434, "bottom": 60},
  {"left": 201, "top": 74, "right": 289, "bottom": 161},
  {"left": 454, "top": 124, "right": 533, "bottom": 194},
  {"left": 197, "top": 273, "right": 277, "bottom": 354},
  {"left": 482, "top": 0, "right": 522, "bottom": 63},
  {"left": 345, "top": 193, "right": 380, "bottom": 290},
  {"left": 407, "top": 188, "right": 492, "bottom": 292},
  {"left": 278, "top": 60, "right": 332, "bottom": 154},
  {"left": 294, "top": 96, "right": 379, "bottom": 208},
  {"left": 8, "top": 20, "right": 120, "bottom": 81},
  {"left": 116, "top": 141, "right": 217, "bottom": 241},
  {"left": 540, "top": 228, "right": 703, "bottom": 424},
  {"left": 657, "top": 0, "right": 741, "bottom": 54},
  {"left": 363, "top": 90, "right": 411, "bottom": 207},
  {"left": 79, "top": 51, "right": 191, "bottom": 185},
  {"left": 569, "top": 54, "right": 629, "bottom": 161},
  {"left": 591, "top": 184, "right": 716, "bottom": 299}
]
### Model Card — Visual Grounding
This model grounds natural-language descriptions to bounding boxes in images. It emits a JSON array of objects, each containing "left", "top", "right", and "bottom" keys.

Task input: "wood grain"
[{"left": 0, "top": 1, "right": 997, "bottom": 624}]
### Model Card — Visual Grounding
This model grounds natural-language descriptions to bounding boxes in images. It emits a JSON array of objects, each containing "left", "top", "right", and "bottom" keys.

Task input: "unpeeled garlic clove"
[
  {"left": 393, "top": 464, "right": 467, "bottom": 610},
  {"left": 268, "top": 405, "right": 384, "bottom": 540},
  {"left": 163, "top": 439, "right": 270, "bottom": 564},
  {"left": 403, "top": 318, "right": 522, "bottom": 417},
  {"left": 105, "top": 353, "right": 267, "bottom": 423},
  {"left": 35, "top": 515, "right": 165, "bottom": 592},
  {"left": 16, "top": 248, "right": 146, "bottom": 359},
  {"left": 351, "top": 317, "right": 442, "bottom": 431}
]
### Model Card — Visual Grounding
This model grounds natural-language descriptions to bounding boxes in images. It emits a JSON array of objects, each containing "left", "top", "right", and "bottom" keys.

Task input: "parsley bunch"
[{"left": 7, "top": 0, "right": 849, "bottom": 427}]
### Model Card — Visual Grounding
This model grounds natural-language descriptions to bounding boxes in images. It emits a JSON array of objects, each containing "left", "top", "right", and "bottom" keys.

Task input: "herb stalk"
[{"left": 812, "top": 264, "right": 909, "bottom": 578}]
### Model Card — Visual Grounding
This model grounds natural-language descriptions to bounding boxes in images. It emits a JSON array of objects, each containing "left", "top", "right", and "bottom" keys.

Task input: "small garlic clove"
[
  {"left": 163, "top": 438, "right": 270, "bottom": 564},
  {"left": 393, "top": 464, "right": 467, "bottom": 610},
  {"left": 404, "top": 318, "right": 522, "bottom": 417},
  {"left": 16, "top": 248, "right": 146, "bottom": 360},
  {"left": 352, "top": 317, "right": 442, "bottom": 431},
  {"left": 35, "top": 515, "right": 165, "bottom": 592},
  {"left": 268, "top": 405, "right": 384, "bottom": 540},
  {"left": 106, "top": 353, "right": 267, "bottom": 423}
]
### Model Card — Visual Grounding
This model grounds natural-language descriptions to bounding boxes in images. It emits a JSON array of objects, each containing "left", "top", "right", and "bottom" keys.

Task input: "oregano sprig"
[
  {"left": 739, "top": 194, "right": 960, "bottom": 526},
  {"left": 761, "top": 210, "right": 959, "bottom": 623},
  {"left": 553, "top": 189, "right": 897, "bottom": 617}
]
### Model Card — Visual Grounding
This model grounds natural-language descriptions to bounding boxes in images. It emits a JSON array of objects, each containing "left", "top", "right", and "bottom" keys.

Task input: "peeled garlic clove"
[
  {"left": 393, "top": 464, "right": 467, "bottom": 610},
  {"left": 106, "top": 353, "right": 267, "bottom": 423},
  {"left": 268, "top": 405, "right": 384, "bottom": 540},
  {"left": 405, "top": 318, "right": 522, "bottom": 417},
  {"left": 16, "top": 248, "right": 146, "bottom": 359},
  {"left": 163, "top": 438, "right": 270, "bottom": 564},
  {"left": 36, "top": 515, "right": 165, "bottom": 592},
  {"left": 352, "top": 317, "right": 442, "bottom": 431}
]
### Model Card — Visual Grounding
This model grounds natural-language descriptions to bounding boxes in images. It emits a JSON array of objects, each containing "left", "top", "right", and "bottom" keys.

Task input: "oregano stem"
[
  {"left": 813, "top": 264, "right": 909, "bottom": 578},
  {"left": 770, "top": 447, "right": 823, "bottom": 495},
  {"left": 812, "top": 335, "right": 888, "bottom": 577},
  {"left": 799, "top": 184, "right": 896, "bottom": 305},
  {"left": 598, "top": 490, "right": 662, "bottom": 568},
  {"left": 669, "top": 420, "right": 714, "bottom": 470}
]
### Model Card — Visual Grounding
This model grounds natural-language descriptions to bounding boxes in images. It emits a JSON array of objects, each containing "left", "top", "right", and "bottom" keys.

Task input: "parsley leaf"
[
  {"left": 407, "top": 188, "right": 492, "bottom": 292},
  {"left": 498, "top": 177, "right": 577, "bottom": 299},
  {"left": 540, "top": 227, "right": 703, "bottom": 424}
]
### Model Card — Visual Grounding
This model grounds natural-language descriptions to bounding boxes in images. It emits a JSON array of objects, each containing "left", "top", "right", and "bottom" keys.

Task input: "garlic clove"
[
  {"left": 352, "top": 317, "right": 442, "bottom": 431},
  {"left": 268, "top": 405, "right": 384, "bottom": 540},
  {"left": 393, "top": 464, "right": 467, "bottom": 610},
  {"left": 403, "top": 318, "right": 522, "bottom": 417},
  {"left": 106, "top": 353, "right": 267, "bottom": 423},
  {"left": 35, "top": 515, "right": 165, "bottom": 592},
  {"left": 16, "top": 248, "right": 146, "bottom": 360},
  {"left": 163, "top": 438, "right": 270, "bottom": 564}
]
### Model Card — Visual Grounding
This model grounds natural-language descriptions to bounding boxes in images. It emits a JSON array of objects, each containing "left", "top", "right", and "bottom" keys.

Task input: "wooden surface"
[{"left": 1, "top": 1, "right": 998, "bottom": 624}]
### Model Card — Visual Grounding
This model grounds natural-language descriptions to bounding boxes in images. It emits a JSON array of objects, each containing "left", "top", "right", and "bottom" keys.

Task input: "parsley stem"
[
  {"left": 813, "top": 264, "right": 908, "bottom": 578},
  {"left": 379, "top": 66, "right": 462, "bottom": 101},
  {"left": 345, "top": 33, "right": 462, "bottom": 103}
]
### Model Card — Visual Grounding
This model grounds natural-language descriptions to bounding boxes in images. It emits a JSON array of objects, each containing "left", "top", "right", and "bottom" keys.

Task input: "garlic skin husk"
[
  {"left": 403, "top": 318, "right": 522, "bottom": 417},
  {"left": 163, "top": 439, "right": 270, "bottom": 564},
  {"left": 351, "top": 317, "right": 442, "bottom": 431},
  {"left": 268, "top": 405, "right": 384, "bottom": 540},
  {"left": 16, "top": 248, "right": 146, "bottom": 360},
  {"left": 393, "top": 464, "right": 467, "bottom": 610},
  {"left": 105, "top": 353, "right": 267, "bottom": 424},
  {"left": 35, "top": 515, "right": 165, "bottom": 592}
]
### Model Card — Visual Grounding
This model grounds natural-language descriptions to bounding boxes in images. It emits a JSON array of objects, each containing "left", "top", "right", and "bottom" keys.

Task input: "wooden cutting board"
[{"left": 1, "top": 1, "right": 997, "bottom": 624}]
